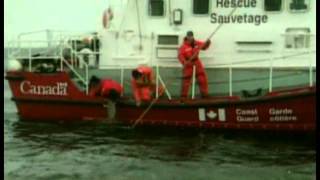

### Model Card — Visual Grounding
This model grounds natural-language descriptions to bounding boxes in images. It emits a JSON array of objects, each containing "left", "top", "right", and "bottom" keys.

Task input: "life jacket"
[
  {"left": 135, "top": 66, "right": 153, "bottom": 84},
  {"left": 178, "top": 38, "right": 211, "bottom": 65},
  {"left": 100, "top": 79, "right": 123, "bottom": 97},
  {"left": 89, "top": 79, "right": 122, "bottom": 97}
]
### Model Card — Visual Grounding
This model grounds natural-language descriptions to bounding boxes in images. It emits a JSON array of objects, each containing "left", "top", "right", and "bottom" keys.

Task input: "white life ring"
[{"left": 103, "top": 7, "right": 113, "bottom": 29}]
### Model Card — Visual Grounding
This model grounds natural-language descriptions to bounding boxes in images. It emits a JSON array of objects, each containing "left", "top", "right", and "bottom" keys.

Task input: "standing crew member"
[
  {"left": 89, "top": 76, "right": 123, "bottom": 101},
  {"left": 131, "top": 66, "right": 156, "bottom": 106},
  {"left": 178, "top": 31, "right": 211, "bottom": 98}
]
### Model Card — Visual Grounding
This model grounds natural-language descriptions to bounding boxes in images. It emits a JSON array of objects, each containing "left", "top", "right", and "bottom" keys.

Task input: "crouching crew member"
[
  {"left": 131, "top": 66, "right": 156, "bottom": 106},
  {"left": 89, "top": 76, "right": 122, "bottom": 122},
  {"left": 89, "top": 76, "right": 123, "bottom": 101},
  {"left": 178, "top": 31, "right": 211, "bottom": 98}
]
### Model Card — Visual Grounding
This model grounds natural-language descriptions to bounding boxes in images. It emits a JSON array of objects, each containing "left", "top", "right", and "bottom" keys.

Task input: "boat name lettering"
[
  {"left": 236, "top": 108, "right": 257, "bottom": 115},
  {"left": 237, "top": 116, "right": 259, "bottom": 122},
  {"left": 216, "top": 0, "right": 257, "bottom": 8},
  {"left": 211, "top": 0, "right": 268, "bottom": 26},
  {"left": 269, "top": 108, "right": 293, "bottom": 115},
  {"left": 269, "top": 108, "right": 297, "bottom": 122},
  {"left": 20, "top": 81, "right": 68, "bottom": 96},
  {"left": 236, "top": 108, "right": 259, "bottom": 122}
]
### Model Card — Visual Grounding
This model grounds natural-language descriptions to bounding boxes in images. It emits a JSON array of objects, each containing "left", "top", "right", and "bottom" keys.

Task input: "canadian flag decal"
[
  {"left": 198, "top": 108, "right": 226, "bottom": 122},
  {"left": 206, "top": 110, "right": 217, "bottom": 119}
]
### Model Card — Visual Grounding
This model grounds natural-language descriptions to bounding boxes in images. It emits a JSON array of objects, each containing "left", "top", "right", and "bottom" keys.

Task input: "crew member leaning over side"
[
  {"left": 178, "top": 31, "right": 211, "bottom": 99},
  {"left": 89, "top": 76, "right": 123, "bottom": 101},
  {"left": 88, "top": 76, "right": 123, "bottom": 121},
  {"left": 131, "top": 66, "right": 156, "bottom": 106}
]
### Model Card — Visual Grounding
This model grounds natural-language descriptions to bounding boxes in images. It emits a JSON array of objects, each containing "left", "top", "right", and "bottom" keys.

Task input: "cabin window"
[
  {"left": 289, "top": 0, "right": 309, "bottom": 11},
  {"left": 193, "top": 0, "right": 210, "bottom": 15},
  {"left": 149, "top": 0, "right": 164, "bottom": 16},
  {"left": 285, "top": 28, "right": 310, "bottom": 49},
  {"left": 158, "top": 35, "right": 179, "bottom": 45},
  {"left": 264, "top": 0, "right": 282, "bottom": 11}
]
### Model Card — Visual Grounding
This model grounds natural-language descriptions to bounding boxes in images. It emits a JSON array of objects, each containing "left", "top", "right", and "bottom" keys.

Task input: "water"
[{"left": 4, "top": 79, "right": 316, "bottom": 180}]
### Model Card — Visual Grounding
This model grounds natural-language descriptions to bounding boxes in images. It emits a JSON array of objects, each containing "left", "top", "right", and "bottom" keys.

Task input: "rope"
[
  {"left": 207, "top": 7, "right": 238, "bottom": 40},
  {"left": 186, "top": 4, "right": 239, "bottom": 64},
  {"left": 131, "top": 80, "right": 174, "bottom": 128}
]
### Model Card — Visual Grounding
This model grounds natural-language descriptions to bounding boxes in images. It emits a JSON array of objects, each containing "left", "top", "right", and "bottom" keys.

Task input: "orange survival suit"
[
  {"left": 131, "top": 66, "right": 155, "bottom": 104},
  {"left": 178, "top": 38, "right": 211, "bottom": 98},
  {"left": 89, "top": 79, "right": 123, "bottom": 98}
]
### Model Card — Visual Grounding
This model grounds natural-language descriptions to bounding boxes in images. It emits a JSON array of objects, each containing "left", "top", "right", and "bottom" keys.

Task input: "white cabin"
[
  {"left": 6, "top": 0, "right": 316, "bottom": 97},
  {"left": 99, "top": 0, "right": 316, "bottom": 69}
]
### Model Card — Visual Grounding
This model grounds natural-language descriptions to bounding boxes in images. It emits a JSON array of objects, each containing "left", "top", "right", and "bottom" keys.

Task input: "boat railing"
[
  {"left": 114, "top": 50, "right": 315, "bottom": 100},
  {"left": 6, "top": 30, "right": 102, "bottom": 95},
  {"left": 59, "top": 40, "right": 91, "bottom": 94},
  {"left": 188, "top": 50, "right": 316, "bottom": 98},
  {"left": 58, "top": 33, "right": 102, "bottom": 94},
  {"left": 6, "top": 30, "right": 315, "bottom": 98}
]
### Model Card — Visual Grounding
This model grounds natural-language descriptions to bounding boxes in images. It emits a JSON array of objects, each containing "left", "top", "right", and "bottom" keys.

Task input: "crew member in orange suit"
[
  {"left": 178, "top": 31, "right": 211, "bottom": 98},
  {"left": 131, "top": 66, "right": 156, "bottom": 106},
  {"left": 89, "top": 76, "right": 123, "bottom": 101}
]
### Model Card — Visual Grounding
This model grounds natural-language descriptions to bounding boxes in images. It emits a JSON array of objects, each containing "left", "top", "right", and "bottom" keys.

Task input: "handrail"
[
  {"left": 8, "top": 33, "right": 316, "bottom": 98},
  {"left": 309, "top": 58, "right": 313, "bottom": 87},
  {"left": 209, "top": 50, "right": 316, "bottom": 67},
  {"left": 61, "top": 57, "right": 87, "bottom": 83},
  {"left": 156, "top": 65, "right": 159, "bottom": 98},
  {"left": 269, "top": 58, "right": 273, "bottom": 92},
  {"left": 229, "top": 64, "right": 233, "bottom": 96},
  {"left": 191, "top": 65, "right": 196, "bottom": 99}
]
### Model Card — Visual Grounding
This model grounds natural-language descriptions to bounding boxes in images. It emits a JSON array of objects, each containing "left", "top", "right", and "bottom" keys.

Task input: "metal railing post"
[
  {"left": 229, "top": 64, "right": 233, "bottom": 96},
  {"left": 120, "top": 66, "right": 124, "bottom": 96},
  {"left": 28, "top": 45, "right": 32, "bottom": 72},
  {"left": 269, "top": 58, "right": 273, "bottom": 92},
  {"left": 71, "top": 40, "right": 74, "bottom": 68},
  {"left": 60, "top": 42, "right": 63, "bottom": 71},
  {"left": 158, "top": 74, "right": 172, "bottom": 100},
  {"left": 85, "top": 65, "right": 89, "bottom": 94},
  {"left": 74, "top": 39, "right": 77, "bottom": 68},
  {"left": 156, "top": 64, "right": 159, "bottom": 98},
  {"left": 191, "top": 65, "right": 196, "bottom": 99},
  {"left": 309, "top": 57, "right": 313, "bottom": 87}
]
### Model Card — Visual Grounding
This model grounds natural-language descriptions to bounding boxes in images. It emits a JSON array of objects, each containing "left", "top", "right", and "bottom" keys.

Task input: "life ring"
[{"left": 103, "top": 7, "right": 113, "bottom": 29}]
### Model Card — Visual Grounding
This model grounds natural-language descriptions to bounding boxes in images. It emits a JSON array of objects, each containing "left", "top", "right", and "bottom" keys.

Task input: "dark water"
[{"left": 4, "top": 79, "right": 316, "bottom": 180}]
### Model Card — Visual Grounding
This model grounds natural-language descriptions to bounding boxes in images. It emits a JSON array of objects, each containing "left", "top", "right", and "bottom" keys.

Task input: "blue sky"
[{"left": 4, "top": 0, "right": 109, "bottom": 44}]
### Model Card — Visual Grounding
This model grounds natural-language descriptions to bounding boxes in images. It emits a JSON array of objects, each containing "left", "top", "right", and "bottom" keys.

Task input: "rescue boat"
[{"left": 5, "top": 0, "right": 316, "bottom": 132}]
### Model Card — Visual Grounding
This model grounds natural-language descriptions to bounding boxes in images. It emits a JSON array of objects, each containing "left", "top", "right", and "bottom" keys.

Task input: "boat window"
[
  {"left": 264, "top": 0, "right": 282, "bottom": 11},
  {"left": 193, "top": 0, "right": 209, "bottom": 15},
  {"left": 158, "top": 35, "right": 179, "bottom": 45},
  {"left": 289, "top": 0, "right": 309, "bottom": 11},
  {"left": 285, "top": 28, "right": 310, "bottom": 49},
  {"left": 149, "top": 0, "right": 164, "bottom": 16}
]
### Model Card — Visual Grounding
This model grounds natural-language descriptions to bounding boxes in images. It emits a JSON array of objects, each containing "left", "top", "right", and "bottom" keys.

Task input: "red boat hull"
[
  {"left": 6, "top": 71, "right": 109, "bottom": 122},
  {"left": 6, "top": 71, "right": 316, "bottom": 131},
  {"left": 116, "top": 90, "right": 315, "bottom": 131}
]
